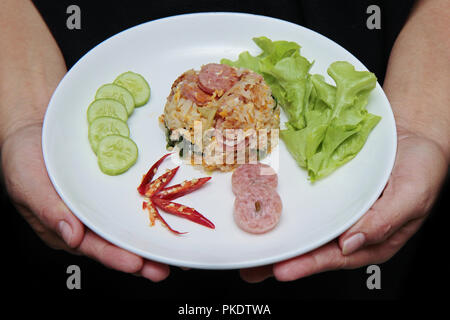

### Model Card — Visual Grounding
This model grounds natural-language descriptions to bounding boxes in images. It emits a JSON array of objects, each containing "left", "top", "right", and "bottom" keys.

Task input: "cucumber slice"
[
  {"left": 87, "top": 99, "right": 128, "bottom": 124},
  {"left": 95, "top": 83, "right": 135, "bottom": 116},
  {"left": 97, "top": 135, "right": 138, "bottom": 175},
  {"left": 88, "top": 117, "right": 130, "bottom": 154},
  {"left": 114, "top": 71, "right": 150, "bottom": 107}
]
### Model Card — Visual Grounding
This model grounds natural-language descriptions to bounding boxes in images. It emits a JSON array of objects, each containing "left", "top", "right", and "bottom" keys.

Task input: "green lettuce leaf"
[
  {"left": 221, "top": 37, "right": 380, "bottom": 182},
  {"left": 222, "top": 37, "right": 312, "bottom": 129},
  {"left": 308, "top": 113, "right": 381, "bottom": 180},
  {"left": 221, "top": 51, "right": 261, "bottom": 73}
]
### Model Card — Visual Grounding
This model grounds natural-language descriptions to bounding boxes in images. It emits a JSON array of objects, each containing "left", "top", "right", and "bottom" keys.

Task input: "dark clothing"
[
  {"left": 4, "top": 0, "right": 447, "bottom": 304},
  {"left": 32, "top": 0, "right": 415, "bottom": 83}
]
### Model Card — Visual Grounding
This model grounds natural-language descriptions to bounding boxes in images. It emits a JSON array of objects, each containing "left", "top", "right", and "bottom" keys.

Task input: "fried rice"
[{"left": 159, "top": 63, "right": 280, "bottom": 171}]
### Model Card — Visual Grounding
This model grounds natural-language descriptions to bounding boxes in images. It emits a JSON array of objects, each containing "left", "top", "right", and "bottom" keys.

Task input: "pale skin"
[{"left": 0, "top": 0, "right": 448, "bottom": 284}]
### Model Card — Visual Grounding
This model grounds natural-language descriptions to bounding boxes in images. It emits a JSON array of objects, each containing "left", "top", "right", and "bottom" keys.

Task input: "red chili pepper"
[
  {"left": 142, "top": 201, "right": 156, "bottom": 226},
  {"left": 152, "top": 197, "right": 215, "bottom": 229},
  {"left": 137, "top": 153, "right": 171, "bottom": 195},
  {"left": 145, "top": 166, "right": 180, "bottom": 197},
  {"left": 144, "top": 200, "right": 186, "bottom": 235},
  {"left": 155, "top": 177, "right": 211, "bottom": 200}
]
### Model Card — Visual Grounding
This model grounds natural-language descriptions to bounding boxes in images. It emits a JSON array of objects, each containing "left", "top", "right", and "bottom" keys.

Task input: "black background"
[{"left": 2, "top": 0, "right": 448, "bottom": 306}]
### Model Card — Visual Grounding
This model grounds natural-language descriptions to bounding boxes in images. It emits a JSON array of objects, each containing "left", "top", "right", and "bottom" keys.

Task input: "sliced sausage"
[
  {"left": 231, "top": 163, "right": 278, "bottom": 195},
  {"left": 168, "top": 69, "right": 197, "bottom": 100},
  {"left": 181, "top": 81, "right": 213, "bottom": 106},
  {"left": 198, "top": 63, "right": 239, "bottom": 95},
  {"left": 234, "top": 184, "right": 282, "bottom": 234},
  {"left": 171, "top": 70, "right": 213, "bottom": 106}
]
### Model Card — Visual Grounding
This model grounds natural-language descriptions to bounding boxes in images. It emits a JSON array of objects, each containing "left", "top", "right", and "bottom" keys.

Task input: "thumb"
[
  {"left": 339, "top": 177, "right": 422, "bottom": 255},
  {"left": 33, "top": 192, "right": 85, "bottom": 249},
  {"left": 339, "top": 135, "right": 447, "bottom": 255}
]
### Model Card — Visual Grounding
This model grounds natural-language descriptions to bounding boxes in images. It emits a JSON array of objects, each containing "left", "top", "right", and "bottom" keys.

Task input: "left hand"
[
  {"left": 2, "top": 123, "right": 170, "bottom": 281},
  {"left": 240, "top": 127, "right": 447, "bottom": 282}
]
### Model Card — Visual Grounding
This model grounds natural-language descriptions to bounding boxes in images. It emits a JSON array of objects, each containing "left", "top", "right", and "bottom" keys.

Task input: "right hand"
[
  {"left": 2, "top": 123, "right": 170, "bottom": 281},
  {"left": 240, "top": 127, "right": 447, "bottom": 282}
]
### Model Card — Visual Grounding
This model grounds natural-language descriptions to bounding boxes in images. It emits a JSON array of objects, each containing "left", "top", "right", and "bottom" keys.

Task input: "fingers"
[
  {"left": 240, "top": 265, "right": 273, "bottom": 283},
  {"left": 340, "top": 217, "right": 425, "bottom": 270},
  {"left": 16, "top": 205, "right": 79, "bottom": 252},
  {"left": 274, "top": 218, "right": 424, "bottom": 281},
  {"left": 140, "top": 260, "right": 171, "bottom": 282},
  {"left": 339, "top": 135, "right": 447, "bottom": 255},
  {"left": 38, "top": 200, "right": 85, "bottom": 249},
  {"left": 76, "top": 229, "right": 170, "bottom": 282},
  {"left": 76, "top": 230, "right": 143, "bottom": 273},
  {"left": 274, "top": 241, "right": 344, "bottom": 281},
  {"left": 339, "top": 182, "right": 413, "bottom": 255},
  {"left": 2, "top": 126, "right": 171, "bottom": 281},
  {"left": 21, "top": 208, "right": 170, "bottom": 282}
]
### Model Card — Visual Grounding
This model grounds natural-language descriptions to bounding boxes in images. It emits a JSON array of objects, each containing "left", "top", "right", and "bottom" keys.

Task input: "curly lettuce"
[{"left": 221, "top": 36, "right": 380, "bottom": 181}]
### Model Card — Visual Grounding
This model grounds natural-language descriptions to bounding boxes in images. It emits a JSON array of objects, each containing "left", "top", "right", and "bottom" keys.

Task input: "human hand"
[
  {"left": 1, "top": 124, "right": 170, "bottom": 281},
  {"left": 240, "top": 127, "right": 448, "bottom": 282}
]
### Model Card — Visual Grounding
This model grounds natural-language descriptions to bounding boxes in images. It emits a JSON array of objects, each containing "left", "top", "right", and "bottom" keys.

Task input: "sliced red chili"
[
  {"left": 156, "top": 177, "right": 211, "bottom": 200},
  {"left": 152, "top": 197, "right": 215, "bottom": 229},
  {"left": 145, "top": 166, "right": 180, "bottom": 197},
  {"left": 144, "top": 200, "right": 186, "bottom": 235},
  {"left": 142, "top": 201, "right": 156, "bottom": 226},
  {"left": 137, "top": 153, "right": 171, "bottom": 195}
]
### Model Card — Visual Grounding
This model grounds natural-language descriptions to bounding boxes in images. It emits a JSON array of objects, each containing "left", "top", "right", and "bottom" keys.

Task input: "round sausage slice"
[
  {"left": 231, "top": 163, "right": 278, "bottom": 195},
  {"left": 198, "top": 63, "right": 239, "bottom": 95},
  {"left": 234, "top": 184, "right": 282, "bottom": 234},
  {"left": 181, "top": 81, "right": 213, "bottom": 106}
]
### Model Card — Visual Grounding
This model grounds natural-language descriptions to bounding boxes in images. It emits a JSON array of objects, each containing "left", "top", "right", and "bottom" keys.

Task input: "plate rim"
[{"left": 42, "top": 11, "right": 397, "bottom": 270}]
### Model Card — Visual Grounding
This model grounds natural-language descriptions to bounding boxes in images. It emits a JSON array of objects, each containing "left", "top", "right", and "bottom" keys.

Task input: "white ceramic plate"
[{"left": 42, "top": 12, "right": 396, "bottom": 269}]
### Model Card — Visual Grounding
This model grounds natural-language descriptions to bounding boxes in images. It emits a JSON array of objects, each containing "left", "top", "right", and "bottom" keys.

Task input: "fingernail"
[
  {"left": 58, "top": 220, "right": 72, "bottom": 245},
  {"left": 342, "top": 233, "right": 365, "bottom": 255}
]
